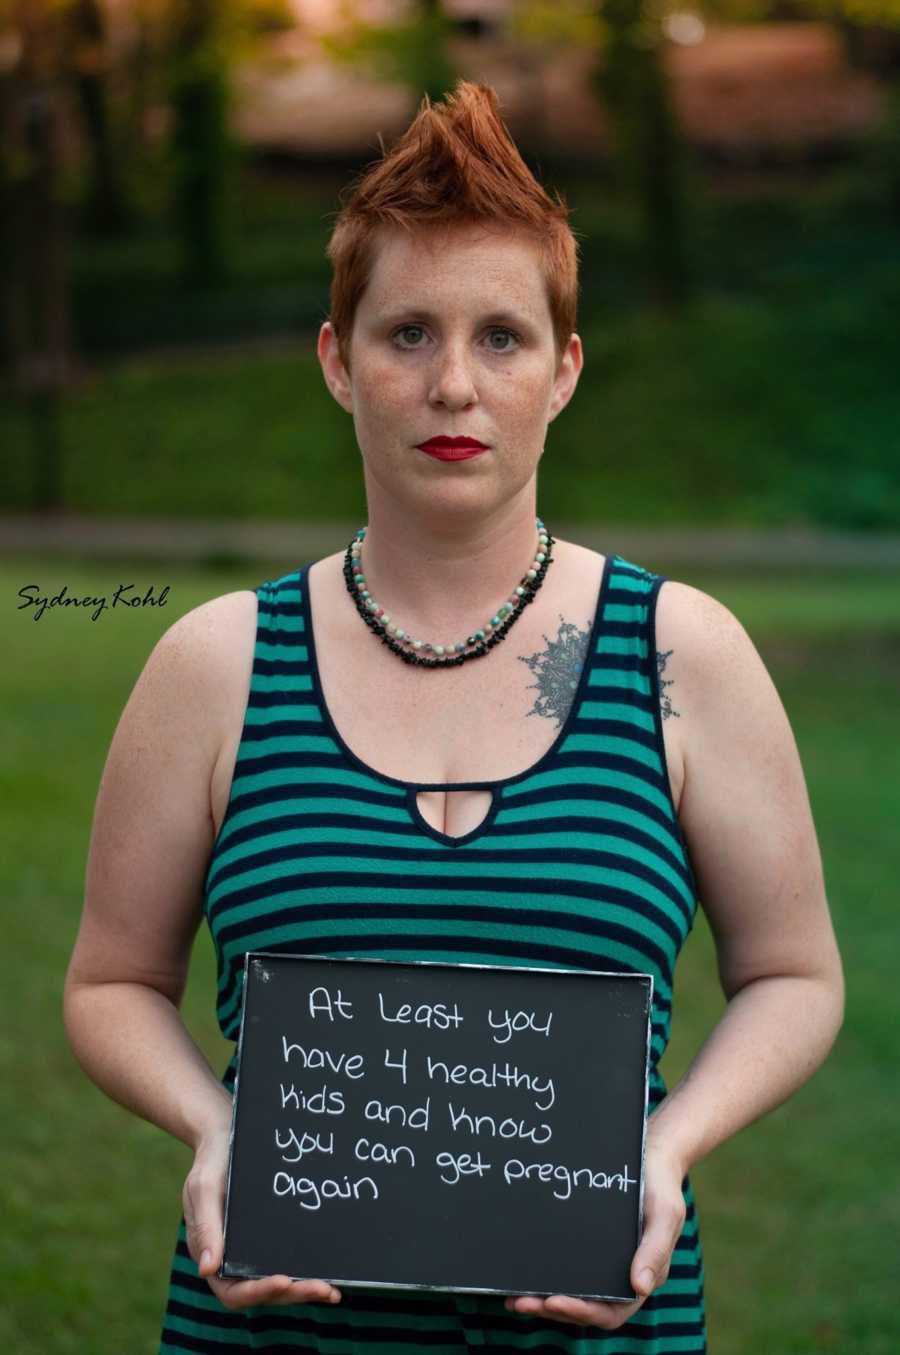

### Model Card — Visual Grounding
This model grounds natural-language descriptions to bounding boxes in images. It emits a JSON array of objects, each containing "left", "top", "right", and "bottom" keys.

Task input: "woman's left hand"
[{"left": 503, "top": 1133, "right": 687, "bottom": 1330}]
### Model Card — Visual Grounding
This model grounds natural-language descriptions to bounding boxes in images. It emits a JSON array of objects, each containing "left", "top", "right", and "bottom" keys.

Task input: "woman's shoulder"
[
  {"left": 652, "top": 570, "right": 782, "bottom": 773},
  {"left": 131, "top": 588, "right": 260, "bottom": 758},
  {"left": 655, "top": 574, "right": 759, "bottom": 673},
  {"left": 151, "top": 587, "right": 259, "bottom": 680},
  {"left": 581, "top": 541, "right": 770, "bottom": 730}
]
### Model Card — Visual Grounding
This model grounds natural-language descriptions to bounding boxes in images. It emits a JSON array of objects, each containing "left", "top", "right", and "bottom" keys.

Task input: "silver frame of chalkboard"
[{"left": 220, "top": 950, "right": 655, "bottom": 1304}]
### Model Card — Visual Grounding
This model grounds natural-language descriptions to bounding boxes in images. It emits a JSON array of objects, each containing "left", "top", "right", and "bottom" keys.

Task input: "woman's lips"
[{"left": 417, "top": 443, "right": 488, "bottom": 461}]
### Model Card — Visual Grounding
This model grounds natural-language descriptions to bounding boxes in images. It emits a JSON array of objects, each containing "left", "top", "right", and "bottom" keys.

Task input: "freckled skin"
[{"left": 340, "top": 225, "right": 568, "bottom": 521}]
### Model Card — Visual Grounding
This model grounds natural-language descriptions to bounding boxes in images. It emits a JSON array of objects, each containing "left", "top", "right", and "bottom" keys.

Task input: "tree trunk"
[
  {"left": 595, "top": 0, "right": 691, "bottom": 309},
  {"left": 5, "top": 3, "right": 75, "bottom": 509},
  {"left": 66, "top": 0, "right": 135, "bottom": 235},
  {"left": 0, "top": 70, "right": 29, "bottom": 382},
  {"left": 169, "top": 0, "right": 233, "bottom": 288},
  {"left": 24, "top": 83, "right": 72, "bottom": 508}
]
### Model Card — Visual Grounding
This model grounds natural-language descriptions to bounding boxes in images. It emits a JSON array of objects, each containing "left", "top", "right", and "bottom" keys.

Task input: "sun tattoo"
[
  {"left": 657, "top": 648, "right": 680, "bottom": 720},
  {"left": 519, "top": 615, "right": 592, "bottom": 728}
]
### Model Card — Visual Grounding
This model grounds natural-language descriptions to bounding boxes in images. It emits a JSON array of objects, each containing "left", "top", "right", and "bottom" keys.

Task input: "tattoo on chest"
[
  {"left": 657, "top": 649, "right": 680, "bottom": 720},
  {"left": 519, "top": 615, "right": 592, "bottom": 728}
]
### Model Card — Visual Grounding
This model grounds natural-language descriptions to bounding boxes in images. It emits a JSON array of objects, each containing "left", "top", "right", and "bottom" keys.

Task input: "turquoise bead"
[{"left": 347, "top": 520, "right": 551, "bottom": 662}]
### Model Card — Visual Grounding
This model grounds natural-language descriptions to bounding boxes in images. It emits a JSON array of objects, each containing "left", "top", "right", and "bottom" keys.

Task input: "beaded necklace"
[{"left": 342, "top": 519, "right": 554, "bottom": 668}]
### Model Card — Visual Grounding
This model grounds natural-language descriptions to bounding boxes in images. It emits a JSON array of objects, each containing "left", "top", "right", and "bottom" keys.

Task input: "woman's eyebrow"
[{"left": 380, "top": 306, "right": 534, "bottom": 329}]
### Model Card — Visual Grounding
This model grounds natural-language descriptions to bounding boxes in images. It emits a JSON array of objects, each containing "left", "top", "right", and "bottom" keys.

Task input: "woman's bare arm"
[
  {"left": 63, "top": 593, "right": 244, "bottom": 1146},
  {"left": 507, "top": 580, "right": 844, "bottom": 1330},
  {"left": 63, "top": 591, "right": 340, "bottom": 1307},
  {"left": 646, "top": 581, "right": 844, "bottom": 1173}
]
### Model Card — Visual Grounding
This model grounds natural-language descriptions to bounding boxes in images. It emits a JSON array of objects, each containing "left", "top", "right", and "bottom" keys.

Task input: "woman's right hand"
[{"left": 182, "top": 1117, "right": 342, "bottom": 1310}]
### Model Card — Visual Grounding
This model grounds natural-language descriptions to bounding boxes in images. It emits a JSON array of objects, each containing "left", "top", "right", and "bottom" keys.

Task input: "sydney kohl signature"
[{"left": 18, "top": 582, "right": 171, "bottom": 622}]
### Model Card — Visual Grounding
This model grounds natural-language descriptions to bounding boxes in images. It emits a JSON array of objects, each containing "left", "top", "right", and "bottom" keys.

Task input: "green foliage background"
[{"left": 4, "top": 164, "right": 899, "bottom": 530}]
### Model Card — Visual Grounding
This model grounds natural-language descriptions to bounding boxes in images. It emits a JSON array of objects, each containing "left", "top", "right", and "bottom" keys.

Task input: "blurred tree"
[
  {"left": 63, "top": 0, "right": 136, "bottom": 234},
  {"left": 320, "top": 0, "right": 460, "bottom": 122},
  {"left": 506, "top": 0, "right": 693, "bottom": 308},
  {"left": 0, "top": 0, "right": 74, "bottom": 509},
  {"left": 874, "top": 82, "right": 900, "bottom": 217},
  {"left": 0, "top": 0, "right": 298, "bottom": 505},
  {"left": 0, "top": 24, "right": 27, "bottom": 381},
  {"left": 119, "top": 1, "right": 163, "bottom": 176},
  {"left": 167, "top": 0, "right": 234, "bottom": 287},
  {"left": 592, "top": 0, "right": 691, "bottom": 308},
  {"left": 818, "top": 3, "right": 900, "bottom": 223},
  {"left": 166, "top": 0, "right": 297, "bottom": 287}
]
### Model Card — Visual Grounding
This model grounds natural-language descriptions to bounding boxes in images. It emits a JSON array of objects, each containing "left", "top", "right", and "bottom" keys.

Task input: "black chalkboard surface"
[{"left": 221, "top": 952, "right": 653, "bottom": 1302}]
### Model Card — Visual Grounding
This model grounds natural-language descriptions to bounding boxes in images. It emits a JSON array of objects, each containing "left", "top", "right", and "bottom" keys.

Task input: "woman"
[{"left": 64, "top": 82, "right": 843, "bottom": 1353}]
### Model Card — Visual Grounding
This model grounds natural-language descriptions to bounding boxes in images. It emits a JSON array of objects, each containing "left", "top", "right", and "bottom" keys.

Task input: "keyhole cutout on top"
[{"left": 415, "top": 788, "right": 495, "bottom": 841}]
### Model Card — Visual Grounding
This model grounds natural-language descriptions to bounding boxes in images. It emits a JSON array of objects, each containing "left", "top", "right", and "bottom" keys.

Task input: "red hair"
[{"left": 325, "top": 80, "right": 582, "bottom": 375}]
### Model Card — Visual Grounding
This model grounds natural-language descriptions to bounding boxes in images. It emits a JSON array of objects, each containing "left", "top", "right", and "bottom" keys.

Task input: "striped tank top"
[{"left": 160, "top": 552, "right": 706, "bottom": 1354}]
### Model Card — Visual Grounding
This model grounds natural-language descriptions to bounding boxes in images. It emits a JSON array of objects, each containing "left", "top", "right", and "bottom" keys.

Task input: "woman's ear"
[
  {"left": 317, "top": 321, "right": 354, "bottom": 413},
  {"left": 548, "top": 332, "right": 583, "bottom": 424}
]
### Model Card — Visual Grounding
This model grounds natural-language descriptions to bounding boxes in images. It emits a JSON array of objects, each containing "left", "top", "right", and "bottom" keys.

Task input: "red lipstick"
[{"left": 416, "top": 435, "right": 489, "bottom": 462}]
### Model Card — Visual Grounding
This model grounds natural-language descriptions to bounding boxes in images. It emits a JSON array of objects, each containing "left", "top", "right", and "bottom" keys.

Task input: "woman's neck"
[{"left": 354, "top": 503, "right": 544, "bottom": 638}]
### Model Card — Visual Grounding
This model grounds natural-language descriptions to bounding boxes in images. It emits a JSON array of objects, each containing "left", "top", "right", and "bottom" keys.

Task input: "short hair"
[{"left": 325, "top": 80, "right": 582, "bottom": 376}]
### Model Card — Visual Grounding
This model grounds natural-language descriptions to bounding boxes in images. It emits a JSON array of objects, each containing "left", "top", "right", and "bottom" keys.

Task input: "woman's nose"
[{"left": 428, "top": 346, "right": 478, "bottom": 404}]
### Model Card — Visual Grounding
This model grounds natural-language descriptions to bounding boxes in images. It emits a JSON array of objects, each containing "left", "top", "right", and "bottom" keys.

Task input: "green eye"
[
  {"left": 392, "top": 326, "right": 521, "bottom": 352},
  {"left": 488, "top": 328, "right": 520, "bottom": 351},
  {"left": 395, "top": 325, "right": 426, "bottom": 347}
]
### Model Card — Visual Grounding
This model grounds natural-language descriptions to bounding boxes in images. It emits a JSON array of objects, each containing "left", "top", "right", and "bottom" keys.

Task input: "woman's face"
[{"left": 319, "top": 222, "right": 582, "bottom": 524}]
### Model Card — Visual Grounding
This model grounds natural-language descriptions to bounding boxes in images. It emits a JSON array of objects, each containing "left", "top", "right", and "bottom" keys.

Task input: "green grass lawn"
[{"left": 2, "top": 556, "right": 897, "bottom": 1352}]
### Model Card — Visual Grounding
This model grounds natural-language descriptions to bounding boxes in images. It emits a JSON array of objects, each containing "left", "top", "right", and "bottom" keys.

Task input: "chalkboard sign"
[{"left": 221, "top": 952, "right": 653, "bottom": 1302}]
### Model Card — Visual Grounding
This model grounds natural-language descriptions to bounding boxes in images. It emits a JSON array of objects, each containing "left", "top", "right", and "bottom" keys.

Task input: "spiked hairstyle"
[{"left": 324, "top": 81, "right": 582, "bottom": 377}]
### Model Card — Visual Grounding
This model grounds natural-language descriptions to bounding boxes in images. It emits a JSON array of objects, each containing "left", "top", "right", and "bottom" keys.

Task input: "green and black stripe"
[{"left": 160, "top": 553, "right": 706, "bottom": 1354}]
